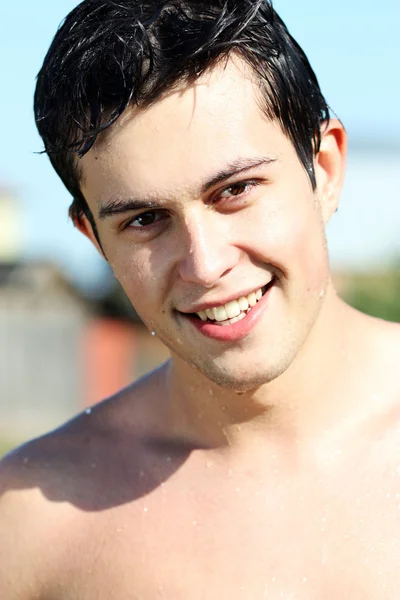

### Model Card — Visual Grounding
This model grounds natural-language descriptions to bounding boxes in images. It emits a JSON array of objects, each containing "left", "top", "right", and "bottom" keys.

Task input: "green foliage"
[
  {"left": 0, "top": 439, "right": 17, "bottom": 459},
  {"left": 338, "top": 269, "right": 400, "bottom": 322}
]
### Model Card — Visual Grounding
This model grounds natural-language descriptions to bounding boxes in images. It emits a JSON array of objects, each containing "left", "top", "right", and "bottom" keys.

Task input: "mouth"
[
  {"left": 191, "top": 283, "right": 272, "bottom": 326},
  {"left": 180, "top": 278, "right": 276, "bottom": 341}
]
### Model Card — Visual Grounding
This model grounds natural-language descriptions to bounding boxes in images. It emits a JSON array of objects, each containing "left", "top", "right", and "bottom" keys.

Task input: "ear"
[
  {"left": 74, "top": 212, "right": 105, "bottom": 258},
  {"left": 314, "top": 119, "right": 347, "bottom": 223}
]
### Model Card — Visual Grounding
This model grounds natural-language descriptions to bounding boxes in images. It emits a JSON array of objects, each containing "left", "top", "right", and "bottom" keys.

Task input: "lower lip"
[{"left": 184, "top": 282, "right": 275, "bottom": 342}]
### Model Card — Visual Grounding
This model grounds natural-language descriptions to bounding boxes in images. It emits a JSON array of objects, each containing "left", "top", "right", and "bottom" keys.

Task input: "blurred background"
[{"left": 0, "top": 0, "right": 399, "bottom": 455}]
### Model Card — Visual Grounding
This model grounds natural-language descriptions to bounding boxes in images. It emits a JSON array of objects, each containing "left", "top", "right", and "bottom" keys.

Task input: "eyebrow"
[{"left": 97, "top": 156, "right": 276, "bottom": 220}]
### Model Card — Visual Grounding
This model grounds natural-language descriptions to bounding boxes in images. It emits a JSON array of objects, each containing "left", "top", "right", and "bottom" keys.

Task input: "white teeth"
[
  {"left": 213, "top": 306, "right": 228, "bottom": 322},
  {"left": 225, "top": 300, "right": 241, "bottom": 319},
  {"left": 195, "top": 286, "right": 266, "bottom": 322},
  {"left": 247, "top": 292, "right": 257, "bottom": 307},
  {"left": 238, "top": 296, "right": 249, "bottom": 311},
  {"left": 227, "top": 312, "right": 247, "bottom": 326}
]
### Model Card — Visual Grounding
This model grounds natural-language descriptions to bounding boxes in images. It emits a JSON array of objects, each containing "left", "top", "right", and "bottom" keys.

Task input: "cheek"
[
  {"left": 108, "top": 250, "right": 152, "bottom": 303},
  {"left": 108, "top": 245, "right": 174, "bottom": 326},
  {"left": 282, "top": 206, "right": 328, "bottom": 292},
  {"left": 250, "top": 193, "right": 327, "bottom": 286}
]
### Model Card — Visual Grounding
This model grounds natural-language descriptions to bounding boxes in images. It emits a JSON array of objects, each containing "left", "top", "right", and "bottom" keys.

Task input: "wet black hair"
[{"left": 34, "top": 0, "right": 330, "bottom": 238}]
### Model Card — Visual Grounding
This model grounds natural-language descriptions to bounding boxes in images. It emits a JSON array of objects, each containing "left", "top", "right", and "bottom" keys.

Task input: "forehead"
[{"left": 80, "top": 58, "right": 290, "bottom": 201}]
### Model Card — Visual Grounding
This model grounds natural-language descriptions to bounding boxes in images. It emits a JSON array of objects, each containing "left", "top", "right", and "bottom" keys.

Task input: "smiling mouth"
[{"left": 190, "top": 281, "right": 274, "bottom": 327}]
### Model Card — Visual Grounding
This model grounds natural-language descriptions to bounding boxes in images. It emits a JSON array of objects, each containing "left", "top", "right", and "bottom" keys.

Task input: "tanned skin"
[{"left": 1, "top": 59, "right": 400, "bottom": 599}]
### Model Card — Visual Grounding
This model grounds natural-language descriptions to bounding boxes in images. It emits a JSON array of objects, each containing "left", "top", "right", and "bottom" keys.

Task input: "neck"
[{"left": 164, "top": 287, "right": 365, "bottom": 455}]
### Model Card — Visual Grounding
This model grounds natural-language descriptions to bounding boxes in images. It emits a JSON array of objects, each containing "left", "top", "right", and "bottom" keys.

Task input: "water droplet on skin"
[{"left": 151, "top": 331, "right": 156, "bottom": 336}]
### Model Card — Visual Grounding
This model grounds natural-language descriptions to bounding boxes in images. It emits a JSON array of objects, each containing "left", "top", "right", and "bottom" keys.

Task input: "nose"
[{"left": 177, "top": 210, "right": 239, "bottom": 288}]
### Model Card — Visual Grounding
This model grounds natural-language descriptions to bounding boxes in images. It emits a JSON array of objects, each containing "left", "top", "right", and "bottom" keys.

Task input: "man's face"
[{"left": 80, "top": 59, "right": 339, "bottom": 391}]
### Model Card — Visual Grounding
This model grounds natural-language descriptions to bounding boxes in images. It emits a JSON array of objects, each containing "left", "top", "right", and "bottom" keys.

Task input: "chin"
[{"left": 192, "top": 354, "right": 294, "bottom": 393}]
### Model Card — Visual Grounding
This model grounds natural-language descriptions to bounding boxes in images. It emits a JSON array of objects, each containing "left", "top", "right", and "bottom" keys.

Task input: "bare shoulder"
[
  {"left": 0, "top": 363, "right": 169, "bottom": 510},
  {"left": 353, "top": 310, "right": 400, "bottom": 371},
  {"left": 0, "top": 414, "right": 97, "bottom": 598},
  {"left": 355, "top": 314, "right": 400, "bottom": 441},
  {"left": 0, "top": 436, "right": 78, "bottom": 599},
  {"left": 368, "top": 316, "right": 400, "bottom": 375},
  {"left": 0, "top": 363, "right": 171, "bottom": 598},
  {"left": 373, "top": 316, "right": 400, "bottom": 344}
]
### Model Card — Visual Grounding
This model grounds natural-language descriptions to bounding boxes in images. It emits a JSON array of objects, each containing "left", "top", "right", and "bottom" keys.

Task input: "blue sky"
[{"left": 1, "top": 0, "right": 399, "bottom": 291}]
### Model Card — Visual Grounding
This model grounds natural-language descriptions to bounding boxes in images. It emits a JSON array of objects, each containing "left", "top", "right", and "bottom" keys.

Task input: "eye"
[
  {"left": 126, "top": 210, "right": 167, "bottom": 229},
  {"left": 221, "top": 182, "right": 250, "bottom": 197},
  {"left": 217, "top": 180, "right": 259, "bottom": 202}
]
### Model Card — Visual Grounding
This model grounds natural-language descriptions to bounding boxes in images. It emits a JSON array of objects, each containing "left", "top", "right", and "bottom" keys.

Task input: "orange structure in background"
[{"left": 82, "top": 319, "right": 136, "bottom": 408}]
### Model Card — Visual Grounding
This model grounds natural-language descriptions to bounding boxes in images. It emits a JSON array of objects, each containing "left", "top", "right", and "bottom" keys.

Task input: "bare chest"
[{"left": 61, "top": 460, "right": 400, "bottom": 600}]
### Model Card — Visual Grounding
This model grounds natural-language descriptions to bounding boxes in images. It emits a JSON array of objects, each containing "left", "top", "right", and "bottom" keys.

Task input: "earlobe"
[{"left": 315, "top": 119, "right": 347, "bottom": 223}]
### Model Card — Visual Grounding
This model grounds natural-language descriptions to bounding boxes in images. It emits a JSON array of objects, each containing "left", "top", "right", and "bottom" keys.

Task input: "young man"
[{"left": 1, "top": 1, "right": 399, "bottom": 597}]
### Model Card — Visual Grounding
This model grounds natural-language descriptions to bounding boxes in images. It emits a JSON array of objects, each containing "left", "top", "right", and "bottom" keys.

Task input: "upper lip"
[{"left": 177, "top": 280, "right": 274, "bottom": 314}]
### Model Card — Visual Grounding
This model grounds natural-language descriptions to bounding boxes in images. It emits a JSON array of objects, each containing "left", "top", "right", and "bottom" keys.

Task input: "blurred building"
[
  {"left": 0, "top": 260, "right": 89, "bottom": 440},
  {"left": 0, "top": 191, "right": 169, "bottom": 447},
  {"left": 0, "top": 188, "right": 24, "bottom": 262}
]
